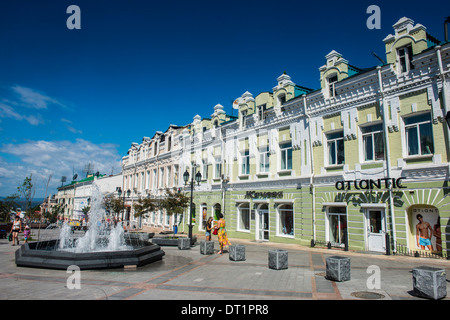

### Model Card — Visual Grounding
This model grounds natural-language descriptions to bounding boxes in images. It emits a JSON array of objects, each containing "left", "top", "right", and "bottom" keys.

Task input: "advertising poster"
[{"left": 410, "top": 206, "right": 441, "bottom": 253}]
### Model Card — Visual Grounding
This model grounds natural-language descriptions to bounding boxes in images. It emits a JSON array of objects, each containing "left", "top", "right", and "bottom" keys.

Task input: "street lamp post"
[
  {"left": 183, "top": 166, "right": 202, "bottom": 245},
  {"left": 116, "top": 187, "right": 131, "bottom": 222}
]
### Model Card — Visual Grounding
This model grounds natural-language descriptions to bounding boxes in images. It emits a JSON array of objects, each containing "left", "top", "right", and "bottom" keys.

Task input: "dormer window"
[
  {"left": 257, "top": 104, "right": 267, "bottom": 121},
  {"left": 240, "top": 110, "right": 248, "bottom": 127},
  {"left": 277, "top": 94, "right": 286, "bottom": 107},
  {"left": 167, "top": 136, "right": 172, "bottom": 151},
  {"left": 328, "top": 74, "right": 338, "bottom": 98},
  {"left": 398, "top": 45, "right": 414, "bottom": 73}
]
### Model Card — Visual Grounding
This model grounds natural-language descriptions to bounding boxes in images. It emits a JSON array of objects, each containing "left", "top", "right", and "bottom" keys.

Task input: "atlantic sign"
[{"left": 335, "top": 177, "right": 407, "bottom": 191}]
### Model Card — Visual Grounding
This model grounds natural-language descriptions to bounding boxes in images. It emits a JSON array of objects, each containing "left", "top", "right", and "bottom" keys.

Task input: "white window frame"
[
  {"left": 240, "top": 150, "right": 250, "bottom": 176},
  {"left": 360, "top": 123, "right": 385, "bottom": 162},
  {"left": 397, "top": 45, "right": 414, "bottom": 74},
  {"left": 214, "top": 158, "right": 222, "bottom": 179},
  {"left": 202, "top": 160, "right": 208, "bottom": 181},
  {"left": 279, "top": 142, "right": 292, "bottom": 171},
  {"left": 258, "top": 145, "right": 270, "bottom": 174},
  {"left": 237, "top": 203, "right": 251, "bottom": 232},
  {"left": 403, "top": 112, "right": 434, "bottom": 157},
  {"left": 276, "top": 203, "right": 294, "bottom": 238},
  {"left": 257, "top": 104, "right": 267, "bottom": 121},
  {"left": 326, "top": 131, "right": 345, "bottom": 166},
  {"left": 327, "top": 74, "right": 338, "bottom": 98}
]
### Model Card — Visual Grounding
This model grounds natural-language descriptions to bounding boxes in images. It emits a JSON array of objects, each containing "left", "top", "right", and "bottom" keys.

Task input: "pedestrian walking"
[
  {"left": 214, "top": 213, "right": 231, "bottom": 254},
  {"left": 23, "top": 225, "right": 31, "bottom": 243},
  {"left": 205, "top": 217, "right": 213, "bottom": 241},
  {"left": 11, "top": 216, "right": 22, "bottom": 246}
]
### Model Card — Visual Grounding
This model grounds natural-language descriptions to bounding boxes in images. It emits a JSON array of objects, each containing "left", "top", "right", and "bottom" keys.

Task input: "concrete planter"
[
  {"left": 326, "top": 256, "right": 351, "bottom": 282},
  {"left": 268, "top": 249, "right": 288, "bottom": 270},
  {"left": 178, "top": 237, "right": 191, "bottom": 250},
  {"left": 200, "top": 240, "right": 214, "bottom": 255},
  {"left": 229, "top": 244, "right": 246, "bottom": 261},
  {"left": 412, "top": 266, "right": 447, "bottom": 300}
]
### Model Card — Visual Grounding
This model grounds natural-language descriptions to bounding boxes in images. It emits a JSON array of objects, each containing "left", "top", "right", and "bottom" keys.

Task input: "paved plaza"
[{"left": 0, "top": 229, "right": 449, "bottom": 302}]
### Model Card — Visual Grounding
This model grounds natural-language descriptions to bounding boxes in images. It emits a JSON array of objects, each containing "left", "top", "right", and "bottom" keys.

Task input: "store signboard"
[{"left": 335, "top": 177, "right": 406, "bottom": 191}]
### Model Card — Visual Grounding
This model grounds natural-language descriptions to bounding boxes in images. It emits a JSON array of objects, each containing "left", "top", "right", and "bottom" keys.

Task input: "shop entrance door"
[
  {"left": 366, "top": 209, "right": 386, "bottom": 252},
  {"left": 257, "top": 205, "right": 269, "bottom": 241}
]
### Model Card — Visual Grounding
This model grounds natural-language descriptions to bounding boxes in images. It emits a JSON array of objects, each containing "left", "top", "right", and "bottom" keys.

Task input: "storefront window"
[
  {"left": 328, "top": 206, "right": 347, "bottom": 245},
  {"left": 278, "top": 204, "right": 293, "bottom": 236},
  {"left": 238, "top": 203, "right": 250, "bottom": 231}
]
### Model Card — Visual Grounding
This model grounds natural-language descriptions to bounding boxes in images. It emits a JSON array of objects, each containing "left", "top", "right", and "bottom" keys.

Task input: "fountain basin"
[{"left": 15, "top": 239, "right": 165, "bottom": 270}]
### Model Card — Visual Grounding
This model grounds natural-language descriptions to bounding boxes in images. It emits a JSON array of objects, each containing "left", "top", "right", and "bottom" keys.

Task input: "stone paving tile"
[{"left": 1, "top": 233, "right": 450, "bottom": 301}]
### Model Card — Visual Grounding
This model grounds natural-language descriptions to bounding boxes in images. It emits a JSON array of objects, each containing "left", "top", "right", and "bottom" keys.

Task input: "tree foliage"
[
  {"left": 0, "top": 194, "right": 19, "bottom": 221},
  {"left": 133, "top": 197, "right": 157, "bottom": 217},
  {"left": 17, "top": 174, "right": 35, "bottom": 216},
  {"left": 160, "top": 188, "right": 189, "bottom": 217},
  {"left": 103, "top": 195, "right": 124, "bottom": 216}
]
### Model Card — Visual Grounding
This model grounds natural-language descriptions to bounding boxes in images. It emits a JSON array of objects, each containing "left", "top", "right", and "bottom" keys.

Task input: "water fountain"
[{"left": 15, "top": 184, "right": 165, "bottom": 270}]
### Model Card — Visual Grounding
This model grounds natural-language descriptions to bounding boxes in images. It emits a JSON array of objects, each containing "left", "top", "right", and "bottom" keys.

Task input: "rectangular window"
[
  {"left": 328, "top": 75, "right": 338, "bottom": 97},
  {"left": 257, "top": 104, "right": 267, "bottom": 121},
  {"left": 278, "top": 204, "right": 293, "bottom": 236},
  {"left": 328, "top": 206, "right": 347, "bottom": 246},
  {"left": 241, "top": 150, "right": 250, "bottom": 175},
  {"left": 361, "top": 124, "right": 385, "bottom": 161},
  {"left": 202, "top": 160, "right": 208, "bottom": 181},
  {"left": 327, "top": 131, "right": 344, "bottom": 165},
  {"left": 405, "top": 113, "right": 434, "bottom": 156},
  {"left": 238, "top": 203, "right": 250, "bottom": 231},
  {"left": 398, "top": 45, "right": 414, "bottom": 73},
  {"left": 259, "top": 146, "right": 270, "bottom": 173},
  {"left": 214, "top": 161, "right": 222, "bottom": 179},
  {"left": 280, "top": 142, "right": 292, "bottom": 170}
]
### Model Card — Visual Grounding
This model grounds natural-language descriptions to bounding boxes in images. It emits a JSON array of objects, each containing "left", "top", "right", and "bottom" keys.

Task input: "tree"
[
  {"left": 161, "top": 188, "right": 189, "bottom": 225},
  {"left": 103, "top": 195, "right": 124, "bottom": 218},
  {"left": 17, "top": 174, "right": 35, "bottom": 216},
  {"left": 45, "top": 203, "right": 64, "bottom": 223},
  {"left": 0, "top": 194, "right": 19, "bottom": 221},
  {"left": 133, "top": 197, "right": 157, "bottom": 218}
]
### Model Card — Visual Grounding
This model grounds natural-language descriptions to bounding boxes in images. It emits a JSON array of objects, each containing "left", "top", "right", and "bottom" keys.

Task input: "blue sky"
[{"left": 0, "top": 0, "right": 449, "bottom": 198}]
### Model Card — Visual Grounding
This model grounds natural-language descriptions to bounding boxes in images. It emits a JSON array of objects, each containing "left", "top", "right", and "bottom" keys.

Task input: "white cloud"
[
  {"left": 0, "top": 139, "right": 122, "bottom": 197},
  {"left": 0, "top": 102, "right": 44, "bottom": 126},
  {"left": 11, "top": 85, "right": 66, "bottom": 110}
]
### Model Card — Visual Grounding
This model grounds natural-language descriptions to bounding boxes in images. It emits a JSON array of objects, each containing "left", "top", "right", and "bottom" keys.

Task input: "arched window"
[{"left": 201, "top": 203, "right": 208, "bottom": 230}]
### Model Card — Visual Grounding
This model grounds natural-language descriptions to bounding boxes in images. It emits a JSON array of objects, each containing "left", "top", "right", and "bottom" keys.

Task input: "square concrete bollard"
[
  {"left": 412, "top": 266, "right": 447, "bottom": 300},
  {"left": 229, "top": 244, "right": 246, "bottom": 261},
  {"left": 177, "top": 237, "right": 191, "bottom": 250},
  {"left": 268, "top": 249, "right": 288, "bottom": 270},
  {"left": 200, "top": 240, "right": 214, "bottom": 255},
  {"left": 326, "top": 256, "right": 351, "bottom": 282}
]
